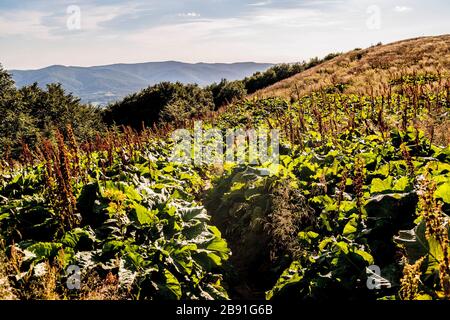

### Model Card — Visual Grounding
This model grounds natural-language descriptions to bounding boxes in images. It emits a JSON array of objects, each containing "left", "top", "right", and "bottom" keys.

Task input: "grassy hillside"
[
  {"left": 252, "top": 35, "right": 450, "bottom": 146},
  {"left": 254, "top": 35, "right": 450, "bottom": 99},
  {"left": 1, "top": 36, "right": 450, "bottom": 301}
]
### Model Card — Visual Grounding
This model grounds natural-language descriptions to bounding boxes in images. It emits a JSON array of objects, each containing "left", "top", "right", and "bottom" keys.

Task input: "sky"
[{"left": 0, "top": 0, "right": 449, "bottom": 70}]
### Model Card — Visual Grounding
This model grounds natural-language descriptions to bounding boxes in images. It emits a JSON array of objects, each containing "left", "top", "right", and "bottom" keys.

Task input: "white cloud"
[
  {"left": 56, "top": 4, "right": 141, "bottom": 33},
  {"left": 394, "top": 6, "right": 413, "bottom": 12},
  {"left": 177, "top": 12, "right": 201, "bottom": 18},
  {"left": 130, "top": 6, "right": 339, "bottom": 45},
  {"left": 248, "top": 7, "right": 334, "bottom": 28},
  {"left": 0, "top": 4, "right": 142, "bottom": 40},
  {"left": 248, "top": 1, "right": 272, "bottom": 6},
  {"left": 0, "top": 10, "right": 52, "bottom": 39},
  {"left": 122, "top": 6, "right": 344, "bottom": 66}
]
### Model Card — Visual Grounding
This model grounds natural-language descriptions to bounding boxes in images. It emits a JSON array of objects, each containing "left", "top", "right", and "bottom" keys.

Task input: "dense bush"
[
  {"left": 243, "top": 53, "right": 341, "bottom": 94},
  {"left": 0, "top": 133, "right": 230, "bottom": 300},
  {"left": 103, "top": 82, "right": 214, "bottom": 129},
  {"left": 207, "top": 79, "right": 247, "bottom": 110},
  {"left": 0, "top": 65, "right": 105, "bottom": 158}
]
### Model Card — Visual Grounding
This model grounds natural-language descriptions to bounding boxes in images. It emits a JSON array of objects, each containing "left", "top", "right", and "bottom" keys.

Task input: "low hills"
[{"left": 10, "top": 61, "right": 273, "bottom": 105}]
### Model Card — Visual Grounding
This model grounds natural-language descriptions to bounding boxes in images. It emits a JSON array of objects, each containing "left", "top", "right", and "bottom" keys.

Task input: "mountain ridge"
[{"left": 10, "top": 61, "right": 273, "bottom": 105}]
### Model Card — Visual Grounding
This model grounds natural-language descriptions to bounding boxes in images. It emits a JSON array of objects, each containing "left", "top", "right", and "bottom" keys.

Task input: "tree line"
[{"left": 0, "top": 65, "right": 104, "bottom": 158}]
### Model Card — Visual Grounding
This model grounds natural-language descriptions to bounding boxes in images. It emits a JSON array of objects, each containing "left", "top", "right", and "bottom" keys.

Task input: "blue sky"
[{"left": 0, "top": 0, "right": 449, "bottom": 69}]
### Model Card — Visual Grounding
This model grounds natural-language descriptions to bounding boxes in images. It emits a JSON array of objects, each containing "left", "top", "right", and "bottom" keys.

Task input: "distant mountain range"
[{"left": 10, "top": 61, "right": 273, "bottom": 105}]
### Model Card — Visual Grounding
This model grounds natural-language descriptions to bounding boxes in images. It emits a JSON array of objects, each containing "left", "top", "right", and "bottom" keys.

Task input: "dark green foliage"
[
  {"left": 207, "top": 79, "right": 247, "bottom": 110},
  {"left": 103, "top": 82, "right": 214, "bottom": 129},
  {"left": 0, "top": 64, "right": 15, "bottom": 98},
  {"left": 0, "top": 139, "right": 230, "bottom": 300},
  {"left": 202, "top": 125, "right": 449, "bottom": 300},
  {"left": 0, "top": 65, "right": 105, "bottom": 157},
  {"left": 243, "top": 54, "right": 341, "bottom": 94}
]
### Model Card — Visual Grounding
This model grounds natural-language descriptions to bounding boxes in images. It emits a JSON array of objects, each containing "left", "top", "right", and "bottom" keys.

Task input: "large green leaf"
[
  {"left": 343, "top": 218, "right": 358, "bottom": 236},
  {"left": 25, "top": 242, "right": 63, "bottom": 261},
  {"left": 370, "top": 177, "right": 394, "bottom": 194},
  {"left": 61, "top": 227, "right": 96, "bottom": 249},
  {"left": 395, "top": 220, "right": 446, "bottom": 273},
  {"left": 132, "top": 203, "right": 157, "bottom": 225},
  {"left": 160, "top": 269, "right": 182, "bottom": 300},
  {"left": 436, "top": 183, "right": 450, "bottom": 204}
]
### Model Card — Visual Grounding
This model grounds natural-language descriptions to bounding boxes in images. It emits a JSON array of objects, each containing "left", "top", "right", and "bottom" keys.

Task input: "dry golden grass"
[
  {"left": 0, "top": 250, "right": 16, "bottom": 300},
  {"left": 79, "top": 272, "right": 126, "bottom": 300},
  {"left": 251, "top": 35, "right": 450, "bottom": 146},
  {"left": 253, "top": 35, "right": 450, "bottom": 99},
  {"left": 267, "top": 180, "right": 315, "bottom": 260}
]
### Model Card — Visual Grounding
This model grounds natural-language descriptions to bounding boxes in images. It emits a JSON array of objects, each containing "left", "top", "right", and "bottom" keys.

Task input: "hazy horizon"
[
  {"left": 9, "top": 60, "right": 275, "bottom": 72},
  {"left": 1, "top": 0, "right": 449, "bottom": 70}
]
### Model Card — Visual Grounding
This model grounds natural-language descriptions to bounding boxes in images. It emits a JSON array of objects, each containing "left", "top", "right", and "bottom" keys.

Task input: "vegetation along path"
[{"left": 1, "top": 35, "right": 450, "bottom": 300}]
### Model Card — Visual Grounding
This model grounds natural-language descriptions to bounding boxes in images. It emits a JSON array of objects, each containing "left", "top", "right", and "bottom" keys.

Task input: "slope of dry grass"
[
  {"left": 250, "top": 35, "right": 450, "bottom": 146},
  {"left": 254, "top": 35, "right": 450, "bottom": 99}
]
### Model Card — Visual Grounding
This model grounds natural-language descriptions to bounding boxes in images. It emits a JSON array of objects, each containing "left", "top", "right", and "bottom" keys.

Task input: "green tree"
[
  {"left": 207, "top": 79, "right": 247, "bottom": 109},
  {"left": 0, "top": 65, "right": 34, "bottom": 155},
  {"left": 0, "top": 64, "right": 15, "bottom": 98},
  {"left": 104, "top": 82, "right": 215, "bottom": 129},
  {"left": 242, "top": 53, "right": 341, "bottom": 94},
  {"left": 0, "top": 64, "right": 105, "bottom": 158}
]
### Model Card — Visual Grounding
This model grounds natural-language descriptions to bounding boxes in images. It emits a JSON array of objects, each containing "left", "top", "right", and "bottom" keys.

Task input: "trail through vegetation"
[{"left": 1, "top": 36, "right": 450, "bottom": 300}]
